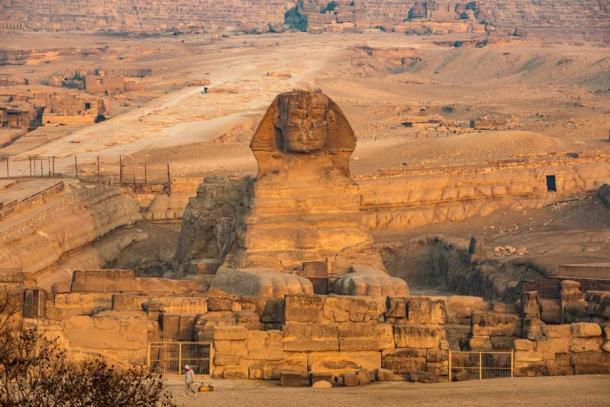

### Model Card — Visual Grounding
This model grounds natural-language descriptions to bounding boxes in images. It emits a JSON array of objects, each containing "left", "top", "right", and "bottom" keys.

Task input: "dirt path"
[{"left": 167, "top": 375, "right": 610, "bottom": 407}]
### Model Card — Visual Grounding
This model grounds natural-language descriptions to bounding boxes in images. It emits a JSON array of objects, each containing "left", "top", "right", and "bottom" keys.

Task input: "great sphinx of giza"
[{"left": 179, "top": 89, "right": 408, "bottom": 298}]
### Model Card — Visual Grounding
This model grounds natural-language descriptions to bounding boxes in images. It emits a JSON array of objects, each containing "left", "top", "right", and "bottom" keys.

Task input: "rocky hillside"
[{"left": 0, "top": 0, "right": 607, "bottom": 41}]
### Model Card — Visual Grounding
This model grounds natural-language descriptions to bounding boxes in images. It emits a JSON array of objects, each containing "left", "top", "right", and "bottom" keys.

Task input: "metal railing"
[
  {"left": 147, "top": 342, "right": 212, "bottom": 376},
  {"left": 448, "top": 351, "right": 513, "bottom": 382}
]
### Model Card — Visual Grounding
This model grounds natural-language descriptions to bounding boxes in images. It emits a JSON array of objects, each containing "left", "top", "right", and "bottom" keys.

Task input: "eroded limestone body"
[{"left": 209, "top": 90, "right": 407, "bottom": 298}]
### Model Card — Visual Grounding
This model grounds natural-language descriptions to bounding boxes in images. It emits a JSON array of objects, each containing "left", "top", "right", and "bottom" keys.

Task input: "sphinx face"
[{"left": 275, "top": 92, "right": 332, "bottom": 153}]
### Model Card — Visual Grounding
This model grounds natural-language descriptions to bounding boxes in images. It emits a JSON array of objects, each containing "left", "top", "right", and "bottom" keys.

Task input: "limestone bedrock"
[{"left": 211, "top": 90, "right": 408, "bottom": 298}]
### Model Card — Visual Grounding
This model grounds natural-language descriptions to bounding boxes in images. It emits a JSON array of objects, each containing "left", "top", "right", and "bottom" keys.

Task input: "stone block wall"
[{"left": 23, "top": 272, "right": 610, "bottom": 380}]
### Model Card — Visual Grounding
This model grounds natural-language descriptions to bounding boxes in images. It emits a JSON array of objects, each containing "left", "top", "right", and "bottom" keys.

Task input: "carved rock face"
[{"left": 275, "top": 91, "right": 333, "bottom": 153}]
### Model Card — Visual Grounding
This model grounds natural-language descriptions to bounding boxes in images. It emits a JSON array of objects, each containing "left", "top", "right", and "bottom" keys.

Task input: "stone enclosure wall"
[{"left": 20, "top": 271, "right": 610, "bottom": 382}]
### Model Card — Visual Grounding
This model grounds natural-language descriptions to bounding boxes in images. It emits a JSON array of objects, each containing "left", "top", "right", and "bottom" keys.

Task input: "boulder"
[{"left": 307, "top": 351, "right": 381, "bottom": 375}]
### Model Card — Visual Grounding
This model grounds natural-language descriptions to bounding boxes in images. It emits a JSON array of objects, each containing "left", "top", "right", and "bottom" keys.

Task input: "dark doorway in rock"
[{"left": 546, "top": 175, "right": 557, "bottom": 192}]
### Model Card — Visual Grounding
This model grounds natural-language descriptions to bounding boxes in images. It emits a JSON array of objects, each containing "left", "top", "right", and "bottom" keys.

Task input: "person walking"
[{"left": 184, "top": 365, "right": 197, "bottom": 396}]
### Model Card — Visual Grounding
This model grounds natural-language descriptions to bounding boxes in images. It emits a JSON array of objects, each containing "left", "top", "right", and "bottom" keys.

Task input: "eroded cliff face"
[
  {"left": 0, "top": 185, "right": 141, "bottom": 286},
  {"left": 0, "top": 0, "right": 607, "bottom": 40}
]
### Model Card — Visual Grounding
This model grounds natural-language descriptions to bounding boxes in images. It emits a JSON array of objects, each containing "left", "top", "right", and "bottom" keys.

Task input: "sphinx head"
[{"left": 274, "top": 90, "right": 334, "bottom": 153}]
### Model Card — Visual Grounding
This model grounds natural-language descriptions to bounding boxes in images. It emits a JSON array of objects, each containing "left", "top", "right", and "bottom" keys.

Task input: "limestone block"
[
  {"left": 211, "top": 268, "right": 313, "bottom": 298},
  {"left": 551, "top": 353, "right": 573, "bottom": 376},
  {"left": 309, "top": 372, "right": 334, "bottom": 386},
  {"left": 332, "top": 265, "right": 409, "bottom": 297},
  {"left": 323, "top": 295, "right": 384, "bottom": 323},
  {"left": 570, "top": 322, "right": 602, "bottom": 337},
  {"left": 248, "top": 352, "right": 307, "bottom": 380},
  {"left": 471, "top": 312, "right": 520, "bottom": 337},
  {"left": 111, "top": 293, "right": 149, "bottom": 311},
  {"left": 307, "top": 351, "right": 381, "bottom": 375},
  {"left": 426, "top": 349, "right": 448, "bottom": 363},
  {"left": 247, "top": 330, "right": 283, "bottom": 360},
  {"left": 444, "top": 324, "right": 470, "bottom": 350},
  {"left": 536, "top": 337, "right": 570, "bottom": 355},
  {"left": 541, "top": 324, "right": 570, "bottom": 338},
  {"left": 146, "top": 296, "right": 207, "bottom": 314},
  {"left": 338, "top": 323, "right": 394, "bottom": 351},
  {"left": 513, "top": 361, "right": 549, "bottom": 377},
  {"left": 194, "top": 311, "right": 236, "bottom": 341},
  {"left": 207, "top": 292, "right": 236, "bottom": 312},
  {"left": 570, "top": 352, "right": 610, "bottom": 374},
  {"left": 563, "top": 303, "right": 588, "bottom": 323},
  {"left": 406, "top": 297, "right": 447, "bottom": 325},
  {"left": 63, "top": 311, "right": 150, "bottom": 364},
  {"left": 342, "top": 373, "right": 359, "bottom": 387},
  {"left": 53, "top": 292, "right": 113, "bottom": 317},
  {"left": 282, "top": 322, "right": 339, "bottom": 352},
  {"left": 375, "top": 368, "right": 405, "bottom": 381},
  {"left": 234, "top": 310, "right": 263, "bottom": 330},
  {"left": 539, "top": 299, "right": 562, "bottom": 324},
  {"left": 514, "top": 351, "right": 544, "bottom": 363},
  {"left": 514, "top": 339, "right": 535, "bottom": 351},
  {"left": 393, "top": 324, "right": 442, "bottom": 349},
  {"left": 469, "top": 336, "right": 492, "bottom": 351},
  {"left": 160, "top": 314, "right": 195, "bottom": 341},
  {"left": 522, "top": 318, "right": 545, "bottom": 340},
  {"left": 280, "top": 370, "right": 308, "bottom": 387},
  {"left": 520, "top": 291, "right": 540, "bottom": 319},
  {"left": 569, "top": 337, "right": 603, "bottom": 353},
  {"left": 214, "top": 326, "right": 249, "bottom": 341},
  {"left": 284, "top": 294, "right": 326, "bottom": 323},
  {"left": 490, "top": 336, "right": 517, "bottom": 351},
  {"left": 382, "top": 348, "right": 427, "bottom": 373},
  {"left": 214, "top": 340, "right": 247, "bottom": 356},
  {"left": 356, "top": 370, "right": 372, "bottom": 385},
  {"left": 214, "top": 354, "right": 241, "bottom": 367},
  {"left": 261, "top": 298, "right": 284, "bottom": 323},
  {"left": 445, "top": 296, "right": 488, "bottom": 324},
  {"left": 386, "top": 297, "right": 407, "bottom": 318},
  {"left": 222, "top": 365, "right": 249, "bottom": 379}
]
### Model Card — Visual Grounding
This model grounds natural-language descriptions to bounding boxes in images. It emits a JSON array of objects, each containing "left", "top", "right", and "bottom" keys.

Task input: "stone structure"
[
  {"left": 179, "top": 90, "right": 407, "bottom": 299},
  {"left": 13, "top": 272, "right": 610, "bottom": 381}
]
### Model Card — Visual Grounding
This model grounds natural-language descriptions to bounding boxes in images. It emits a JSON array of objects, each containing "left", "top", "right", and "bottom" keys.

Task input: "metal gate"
[
  {"left": 147, "top": 342, "right": 212, "bottom": 376},
  {"left": 449, "top": 351, "right": 513, "bottom": 382}
]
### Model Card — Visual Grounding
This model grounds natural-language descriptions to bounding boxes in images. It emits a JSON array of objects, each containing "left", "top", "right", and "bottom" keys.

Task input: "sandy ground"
[
  {"left": 1, "top": 31, "right": 608, "bottom": 178},
  {"left": 166, "top": 375, "right": 610, "bottom": 407}
]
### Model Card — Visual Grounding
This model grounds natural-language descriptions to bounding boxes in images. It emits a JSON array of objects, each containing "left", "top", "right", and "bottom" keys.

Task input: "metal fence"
[
  {"left": 147, "top": 342, "right": 212, "bottom": 376},
  {"left": 448, "top": 351, "right": 513, "bottom": 382}
]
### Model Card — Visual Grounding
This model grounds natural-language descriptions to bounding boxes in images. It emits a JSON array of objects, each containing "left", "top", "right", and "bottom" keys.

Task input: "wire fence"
[
  {"left": 0, "top": 155, "right": 171, "bottom": 186},
  {"left": 148, "top": 342, "right": 212, "bottom": 376},
  {"left": 448, "top": 351, "right": 513, "bottom": 382}
]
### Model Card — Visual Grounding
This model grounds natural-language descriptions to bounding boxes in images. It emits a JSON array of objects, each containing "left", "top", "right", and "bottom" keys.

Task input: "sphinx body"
[{"left": 199, "top": 90, "right": 408, "bottom": 298}]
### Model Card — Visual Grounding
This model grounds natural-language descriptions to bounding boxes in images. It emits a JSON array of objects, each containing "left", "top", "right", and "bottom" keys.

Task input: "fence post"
[
  {"left": 119, "top": 155, "right": 123, "bottom": 184},
  {"left": 39, "top": 159, "right": 42, "bottom": 177},
  {"left": 147, "top": 343, "right": 151, "bottom": 369},
  {"left": 74, "top": 156, "right": 78, "bottom": 179},
  {"left": 447, "top": 351, "right": 451, "bottom": 383},
  {"left": 511, "top": 351, "right": 514, "bottom": 378},
  {"left": 47, "top": 157, "right": 51, "bottom": 177},
  {"left": 479, "top": 352, "right": 483, "bottom": 380},
  {"left": 29, "top": 156, "right": 32, "bottom": 176},
  {"left": 166, "top": 163, "right": 171, "bottom": 195},
  {"left": 178, "top": 343, "right": 182, "bottom": 375},
  {"left": 52, "top": 156, "right": 55, "bottom": 176}
]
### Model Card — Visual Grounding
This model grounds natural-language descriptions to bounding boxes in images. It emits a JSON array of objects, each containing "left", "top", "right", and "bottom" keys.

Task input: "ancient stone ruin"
[
  {"left": 179, "top": 90, "right": 408, "bottom": 298},
  {"left": 3, "top": 89, "right": 610, "bottom": 389}
]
